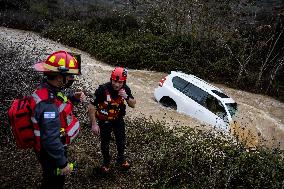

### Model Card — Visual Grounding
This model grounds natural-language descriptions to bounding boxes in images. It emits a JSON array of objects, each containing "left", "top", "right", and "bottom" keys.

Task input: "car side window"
[
  {"left": 172, "top": 76, "right": 189, "bottom": 92},
  {"left": 183, "top": 83, "right": 208, "bottom": 105},
  {"left": 204, "top": 95, "right": 227, "bottom": 120}
]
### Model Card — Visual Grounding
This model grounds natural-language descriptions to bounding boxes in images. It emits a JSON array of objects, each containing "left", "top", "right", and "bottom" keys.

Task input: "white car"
[{"left": 154, "top": 71, "right": 238, "bottom": 133}]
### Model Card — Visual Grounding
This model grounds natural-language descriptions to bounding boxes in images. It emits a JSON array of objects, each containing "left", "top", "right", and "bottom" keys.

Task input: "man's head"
[
  {"left": 34, "top": 51, "right": 81, "bottom": 88},
  {"left": 44, "top": 72, "right": 75, "bottom": 88},
  {"left": 110, "top": 67, "right": 128, "bottom": 91}
]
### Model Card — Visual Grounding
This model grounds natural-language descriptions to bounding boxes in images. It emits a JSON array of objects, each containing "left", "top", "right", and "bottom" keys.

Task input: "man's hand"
[
  {"left": 118, "top": 88, "right": 128, "bottom": 99},
  {"left": 119, "top": 88, "right": 136, "bottom": 108},
  {"left": 88, "top": 104, "right": 99, "bottom": 136},
  {"left": 91, "top": 122, "right": 100, "bottom": 136},
  {"left": 60, "top": 163, "right": 72, "bottom": 175},
  {"left": 74, "top": 91, "right": 86, "bottom": 102}
]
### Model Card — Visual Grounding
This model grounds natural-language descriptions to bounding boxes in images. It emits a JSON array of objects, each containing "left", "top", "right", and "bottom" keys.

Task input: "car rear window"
[{"left": 172, "top": 76, "right": 188, "bottom": 92}]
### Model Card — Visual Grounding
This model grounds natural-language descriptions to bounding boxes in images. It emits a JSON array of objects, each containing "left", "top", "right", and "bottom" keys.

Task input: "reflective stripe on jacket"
[
  {"left": 96, "top": 89, "right": 125, "bottom": 122},
  {"left": 31, "top": 88, "right": 80, "bottom": 152}
]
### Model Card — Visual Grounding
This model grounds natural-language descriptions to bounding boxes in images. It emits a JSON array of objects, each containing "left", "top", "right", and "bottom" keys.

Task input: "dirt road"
[{"left": 1, "top": 27, "right": 283, "bottom": 149}]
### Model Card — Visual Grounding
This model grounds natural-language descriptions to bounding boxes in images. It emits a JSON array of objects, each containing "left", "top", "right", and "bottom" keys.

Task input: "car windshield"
[{"left": 225, "top": 103, "right": 238, "bottom": 117}]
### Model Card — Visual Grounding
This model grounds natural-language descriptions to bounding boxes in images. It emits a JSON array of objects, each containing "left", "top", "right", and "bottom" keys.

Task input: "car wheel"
[{"left": 159, "top": 96, "right": 177, "bottom": 110}]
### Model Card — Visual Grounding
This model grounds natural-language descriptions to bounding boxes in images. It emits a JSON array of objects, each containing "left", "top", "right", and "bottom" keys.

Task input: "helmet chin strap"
[
  {"left": 63, "top": 75, "right": 67, "bottom": 84},
  {"left": 65, "top": 79, "right": 74, "bottom": 88},
  {"left": 62, "top": 74, "right": 75, "bottom": 88}
]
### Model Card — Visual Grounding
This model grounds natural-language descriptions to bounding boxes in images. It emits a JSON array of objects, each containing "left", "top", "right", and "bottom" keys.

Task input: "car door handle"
[{"left": 196, "top": 110, "right": 203, "bottom": 114}]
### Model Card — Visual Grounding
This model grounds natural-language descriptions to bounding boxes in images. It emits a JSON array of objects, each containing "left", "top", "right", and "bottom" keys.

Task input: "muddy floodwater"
[{"left": 1, "top": 27, "right": 284, "bottom": 149}]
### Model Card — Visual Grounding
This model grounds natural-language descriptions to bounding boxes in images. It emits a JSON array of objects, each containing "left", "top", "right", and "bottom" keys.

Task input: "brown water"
[{"left": 1, "top": 27, "right": 283, "bottom": 149}]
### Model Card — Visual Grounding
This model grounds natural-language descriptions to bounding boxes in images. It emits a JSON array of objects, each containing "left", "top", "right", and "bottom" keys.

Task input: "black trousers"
[
  {"left": 98, "top": 119, "right": 126, "bottom": 165},
  {"left": 36, "top": 147, "right": 67, "bottom": 189}
]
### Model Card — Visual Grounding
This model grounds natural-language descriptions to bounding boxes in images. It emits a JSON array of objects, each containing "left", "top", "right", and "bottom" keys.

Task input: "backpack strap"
[{"left": 31, "top": 88, "right": 50, "bottom": 104}]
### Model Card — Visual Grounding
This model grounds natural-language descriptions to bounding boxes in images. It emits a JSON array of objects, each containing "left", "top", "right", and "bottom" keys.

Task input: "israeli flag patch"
[{"left": 44, "top": 112, "right": 56, "bottom": 119}]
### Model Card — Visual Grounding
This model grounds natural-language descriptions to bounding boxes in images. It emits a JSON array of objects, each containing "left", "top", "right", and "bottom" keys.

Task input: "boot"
[
  {"left": 119, "top": 160, "right": 130, "bottom": 170},
  {"left": 100, "top": 164, "right": 110, "bottom": 174}
]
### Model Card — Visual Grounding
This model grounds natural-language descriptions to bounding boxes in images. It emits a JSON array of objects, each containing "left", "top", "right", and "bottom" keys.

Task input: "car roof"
[{"left": 169, "top": 71, "right": 236, "bottom": 103}]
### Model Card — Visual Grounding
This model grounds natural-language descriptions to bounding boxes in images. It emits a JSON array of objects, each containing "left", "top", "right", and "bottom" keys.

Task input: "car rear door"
[
  {"left": 171, "top": 76, "right": 196, "bottom": 115},
  {"left": 181, "top": 83, "right": 216, "bottom": 124}
]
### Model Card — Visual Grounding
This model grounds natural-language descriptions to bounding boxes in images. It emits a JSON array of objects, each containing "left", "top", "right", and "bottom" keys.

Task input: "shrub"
[
  {"left": 0, "top": 10, "right": 47, "bottom": 32},
  {"left": 126, "top": 118, "right": 284, "bottom": 189},
  {"left": 42, "top": 20, "right": 91, "bottom": 51},
  {"left": 87, "top": 14, "right": 139, "bottom": 34}
]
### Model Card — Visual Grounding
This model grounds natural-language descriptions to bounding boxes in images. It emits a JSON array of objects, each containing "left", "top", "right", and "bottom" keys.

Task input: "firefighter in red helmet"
[
  {"left": 33, "top": 51, "right": 85, "bottom": 188},
  {"left": 88, "top": 67, "right": 136, "bottom": 173}
]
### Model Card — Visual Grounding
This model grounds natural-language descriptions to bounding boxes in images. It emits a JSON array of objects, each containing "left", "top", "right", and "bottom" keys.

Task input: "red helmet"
[
  {"left": 111, "top": 67, "right": 128, "bottom": 81},
  {"left": 34, "top": 51, "right": 81, "bottom": 75}
]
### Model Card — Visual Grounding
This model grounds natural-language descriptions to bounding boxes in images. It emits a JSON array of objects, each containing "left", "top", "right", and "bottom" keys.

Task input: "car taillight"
[{"left": 159, "top": 77, "right": 166, "bottom": 87}]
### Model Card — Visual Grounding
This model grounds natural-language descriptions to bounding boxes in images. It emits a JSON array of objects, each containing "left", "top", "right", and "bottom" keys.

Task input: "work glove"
[{"left": 60, "top": 163, "right": 73, "bottom": 175}]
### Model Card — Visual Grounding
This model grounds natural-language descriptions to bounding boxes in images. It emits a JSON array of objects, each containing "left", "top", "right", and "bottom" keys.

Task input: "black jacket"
[
  {"left": 91, "top": 82, "right": 134, "bottom": 118},
  {"left": 34, "top": 81, "right": 71, "bottom": 168}
]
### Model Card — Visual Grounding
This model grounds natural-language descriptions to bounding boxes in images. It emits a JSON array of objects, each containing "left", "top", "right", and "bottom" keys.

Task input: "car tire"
[{"left": 159, "top": 96, "right": 177, "bottom": 110}]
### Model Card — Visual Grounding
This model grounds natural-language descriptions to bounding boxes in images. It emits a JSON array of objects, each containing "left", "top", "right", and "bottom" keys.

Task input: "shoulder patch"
[{"left": 44, "top": 112, "right": 56, "bottom": 119}]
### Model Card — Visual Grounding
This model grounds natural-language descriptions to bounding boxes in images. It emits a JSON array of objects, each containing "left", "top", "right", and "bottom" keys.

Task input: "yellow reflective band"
[
  {"left": 49, "top": 55, "right": 56, "bottom": 63},
  {"left": 69, "top": 60, "right": 75, "bottom": 67},
  {"left": 57, "top": 92, "right": 68, "bottom": 103},
  {"left": 58, "top": 58, "right": 66, "bottom": 66}
]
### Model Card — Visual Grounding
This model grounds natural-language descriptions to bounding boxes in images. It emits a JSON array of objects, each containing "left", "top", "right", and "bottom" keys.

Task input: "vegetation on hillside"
[{"left": 1, "top": 0, "right": 283, "bottom": 101}]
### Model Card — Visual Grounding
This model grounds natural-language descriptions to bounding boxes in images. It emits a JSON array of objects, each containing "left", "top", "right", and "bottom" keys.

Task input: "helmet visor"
[{"left": 34, "top": 62, "right": 49, "bottom": 72}]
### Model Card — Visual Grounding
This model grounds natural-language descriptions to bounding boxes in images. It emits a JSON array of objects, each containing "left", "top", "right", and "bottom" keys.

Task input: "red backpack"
[{"left": 8, "top": 96, "right": 36, "bottom": 149}]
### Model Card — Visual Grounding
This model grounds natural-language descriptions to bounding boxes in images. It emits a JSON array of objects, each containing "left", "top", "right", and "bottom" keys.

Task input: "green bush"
[
  {"left": 42, "top": 20, "right": 91, "bottom": 51},
  {"left": 2, "top": 0, "right": 284, "bottom": 100},
  {"left": 35, "top": 9, "right": 283, "bottom": 100},
  {"left": 126, "top": 118, "right": 284, "bottom": 189},
  {"left": 0, "top": 10, "right": 47, "bottom": 32},
  {"left": 0, "top": 0, "right": 29, "bottom": 11},
  {"left": 87, "top": 14, "right": 139, "bottom": 33}
]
